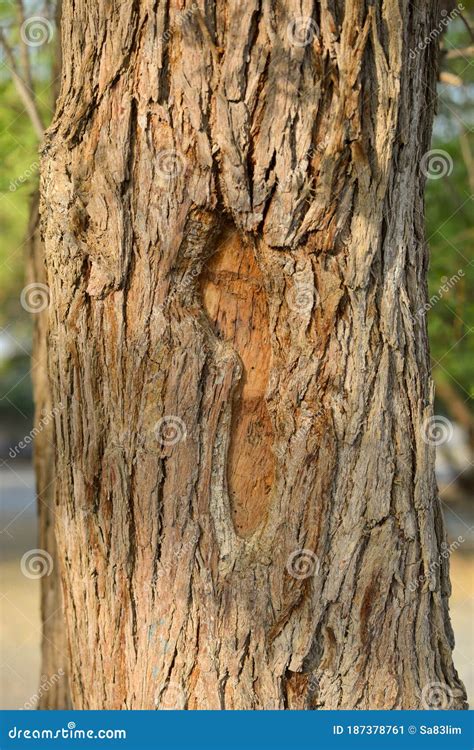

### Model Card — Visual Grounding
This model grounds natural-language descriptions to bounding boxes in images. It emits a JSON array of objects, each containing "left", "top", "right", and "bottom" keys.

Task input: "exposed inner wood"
[{"left": 200, "top": 227, "right": 274, "bottom": 537}]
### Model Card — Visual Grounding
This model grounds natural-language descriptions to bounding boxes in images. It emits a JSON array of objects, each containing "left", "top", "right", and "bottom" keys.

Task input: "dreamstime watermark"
[
  {"left": 422, "top": 415, "right": 454, "bottom": 446},
  {"left": 155, "top": 683, "right": 185, "bottom": 710},
  {"left": 287, "top": 17, "right": 319, "bottom": 47},
  {"left": 20, "top": 549, "right": 53, "bottom": 579},
  {"left": 9, "top": 161, "right": 40, "bottom": 192},
  {"left": 420, "top": 149, "right": 453, "bottom": 180},
  {"left": 409, "top": 4, "right": 464, "bottom": 59},
  {"left": 286, "top": 280, "right": 316, "bottom": 315},
  {"left": 154, "top": 415, "right": 187, "bottom": 446},
  {"left": 20, "top": 16, "right": 54, "bottom": 47},
  {"left": 9, "top": 403, "right": 64, "bottom": 459},
  {"left": 156, "top": 149, "right": 187, "bottom": 183},
  {"left": 421, "top": 681, "right": 456, "bottom": 710},
  {"left": 8, "top": 724, "right": 126, "bottom": 740},
  {"left": 302, "top": 137, "right": 331, "bottom": 161},
  {"left": 22, "top": 670, "right": 65, "bottom": 710},
  {"left": 162, "top": 2, "right": 199, "bottom": 43},
  {"left": 20, "top": 282, "right": 50, "bottom": 313},
  {"left": 408, "top": 535, "right": 464, "bottom": 592},
  {"left": 414, "top": 269, "right": 464, "bottom": 319},
  {"left": 286, "top": 549, "right": 320, "bottom": 579},
  {"left": 307, "top": 674, "right": 320, "bottom": 700}
]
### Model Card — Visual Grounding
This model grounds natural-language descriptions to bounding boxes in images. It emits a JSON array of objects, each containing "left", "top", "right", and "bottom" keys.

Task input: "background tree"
[
  {"left": 0, "top": 0, "right": 69, "bottom": 708},
  {"left": 427, "top": 5, "right": 474, "bottom": 458}
]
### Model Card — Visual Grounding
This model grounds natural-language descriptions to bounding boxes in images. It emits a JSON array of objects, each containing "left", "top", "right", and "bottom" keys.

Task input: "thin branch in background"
[
  {"left": 52, "top": 0, "right": 62, "bottom": 104},
  {"left": 444, "top": 45, "right": 474, "bottom": 58},
  {"left": 0, "top": 27, "right": 44, "bottom": 140},
  {"left": 15, "top": 0, "right": 34, "bottom": 94},
  {"left": 44, "top": 0, "right": 56, "bottom": 24},
  {"left": 440, "top": 70, "right": 464, "bottom": 86},
  {"left": 459, "top": 11, "right": 474, "bottom": 43}
]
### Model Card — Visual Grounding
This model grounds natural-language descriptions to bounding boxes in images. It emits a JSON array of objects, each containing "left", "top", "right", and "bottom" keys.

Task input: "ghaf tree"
[{"left": 40, "top": 0, "right": 466, "bottom": 709}]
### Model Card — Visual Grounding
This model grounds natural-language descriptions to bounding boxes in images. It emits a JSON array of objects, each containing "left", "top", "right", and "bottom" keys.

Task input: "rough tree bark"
[
  {"left": 40, "top": 0, "right": 467, "bottom": 709},
  {"left": 26, "top": 195, "right": 71, "bottom": 708}
]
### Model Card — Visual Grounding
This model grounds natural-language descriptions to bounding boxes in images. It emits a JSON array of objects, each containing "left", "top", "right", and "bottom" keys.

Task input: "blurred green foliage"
[
  {"left": 427, "top": 16, "right": 474, "bottom": 404},
  {"left": 0, "top": 0, "right": 56, "bottom": 419},
  {"left": 0, "top": 0, "right": 55, "bottom": 326},
  {"left": 0, "top": 78, "right": 38, "bottom": 324}
]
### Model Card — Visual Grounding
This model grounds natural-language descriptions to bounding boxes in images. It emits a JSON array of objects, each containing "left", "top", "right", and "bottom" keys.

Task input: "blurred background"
[{"left": 0, "top": 0, "right": 473, "bottom": 710}]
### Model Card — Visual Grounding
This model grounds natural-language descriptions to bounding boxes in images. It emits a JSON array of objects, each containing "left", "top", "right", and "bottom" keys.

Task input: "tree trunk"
[
  {"left": 40, "top": 0, "right": 467, "bottom": 709},
  {"left": 26, "top": 194, "right": 71, "bottom": 709}
]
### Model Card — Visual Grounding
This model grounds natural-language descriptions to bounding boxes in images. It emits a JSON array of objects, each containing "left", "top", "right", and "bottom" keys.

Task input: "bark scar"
[{"left": 200, "top": 223, "right": 275, "bottom": 537}]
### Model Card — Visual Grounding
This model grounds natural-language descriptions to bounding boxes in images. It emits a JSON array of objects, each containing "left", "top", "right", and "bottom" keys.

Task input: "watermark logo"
[
  {"left": 20, "top": 16, "right": 53, "bottom": 47},
  {"left": 154, "top": 416, "right": 187, "bottom": 446},
  {"left": 420, "top": 149, "right": 453, "bottom": 180},
  {"left": 22, "top": 669, "right": 65, "bottom": 710},
  {"left": 9, "top": 161, "right": 40, "bottom": 192},
  {"left": 286, "top": 282, "right": 316, "bottom": 315},
  {"left": 9, "top": 403, "right": 64, "bottom": 459},
  {"left": 421, "top": 415, "right": 453, "bottom": 447},
  {"left": 20, "top": 283, "right": 50, "bottom": 314},
  {"left": 408, "top": 535, "right": 465, "bottom": 592},
  {"left": 156, "top": 683, "right": 185, "bottom": 709},
  {"left": 162, "top": 2, "right": 199, "bottom": 42},
  {"left": 414, "top": 269, "right": 464, "bottom": 320},
  {"left": 287, "top": 17, "right": 319, "bottom": 48},
  {"left": 156, "top": 150, "right": 187, "bottom": 183},
  {"left": 409, "top": 4, "right": 465, "bottom": 59},
  {"left": 20, "top": 549, "right": 53, "bottom": 579},
  {"left": 286, "top": 549, "right": 320, "bottom": 579},
  {"left": 421, "top": 681, "right": 454, "bottom": 710}
]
